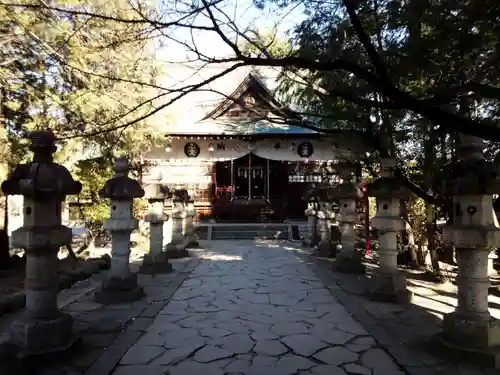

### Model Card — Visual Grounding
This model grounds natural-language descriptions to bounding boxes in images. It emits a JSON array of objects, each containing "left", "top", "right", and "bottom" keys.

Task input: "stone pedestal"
[
  {"left": 140, "top": 173, "right": 172, "bottom": 274},
  {"left": 439, "top": 197, "right": 500, "bottom": 352},
  {"left": 443, "top": 249, "right": 500, "bottom": 346},
  {"left": 336, "top": 191, "right": 365, "bottom": 274},
  {"left": 317, "top": 202, "right": 332, "bottom": 256},
  {"left": 166, "top": 192, "right": 188, "bottom": 258},
  {"left": 163, "top": 199, "right": 173, "bottom": 247},
  {"left": 369, "top": 228, "right": 412, "bottom": 303},
  {"left": 489, "top": 249, "right": 498, "bottom": 277},
  {"left": 432, "top": 134, "right": 500, "bottom": 368},
  {"left": 367, "top": 158, "right": 412, "bottom": 303},
  {"left": 1, "top": 130, "right": 82, "bottom": 358},
  {"left": 326, "top": 206, "right": 338, "bottom": 256},
  {"left": 95, "top": 157, "right": 145, "bottom": 304},
  {"left": 183, "top": 199, "right": 199, "bottom": 248},
  {"left": 303, "top": 201, "right": 318, "bottom": 247}
]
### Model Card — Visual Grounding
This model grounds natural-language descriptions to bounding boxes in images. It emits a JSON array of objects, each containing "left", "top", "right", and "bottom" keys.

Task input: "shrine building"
[{"left": 144, "top": 65, "right": 363, "bottom": 223}]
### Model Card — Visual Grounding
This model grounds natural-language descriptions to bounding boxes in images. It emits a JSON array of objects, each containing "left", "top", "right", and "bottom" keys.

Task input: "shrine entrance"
[
  {"left": 214, "top": 154, "right": 288, "bottom": 201},
  {"left": 233, "top": 154, "right": 267, "bottom": 199},
  {"left": 213, "top": 154, "right": 308, "bottom": 222}
]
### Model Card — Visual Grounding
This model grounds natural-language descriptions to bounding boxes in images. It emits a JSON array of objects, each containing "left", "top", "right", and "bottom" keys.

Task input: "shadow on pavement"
[
  {"left": 1, "top": 240, "right": 499, "bottom": 375},
  {"left": 287, "top": 243, "right": 499, "bottom": 375},
  {"left": 0, "top": 255, "right": 197, "bottom": 375}
]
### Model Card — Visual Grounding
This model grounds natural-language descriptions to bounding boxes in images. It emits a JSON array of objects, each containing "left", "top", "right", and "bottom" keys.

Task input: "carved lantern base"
[
  {"left": 6, "top": 311, "right": 79, "bottom": 360},
  {"left": 442, "top": 312, "right": 500, "bottom": 349},
  {"left": 367, "top": 272, "right": 413, "bottom": 304},
  {"left": 95, "top": 273, "right": 144, "bottom": 304},
  {"left": 317, "top": 240, "right": 335, "bottom": 258},
  {"left": 185, "top": 232, "right": 200, "bottom": 248},
  {"left": 139, "top": 252, "right": 173, "bottom": 274},
  {"left": 430, "top": 314, "right": 500, "bottom": 369},
  {"left": 336, "top": 250, "right": 366, "bottom": 274},
  {"left": 165, "top": 243, "right": 190, "bottom": 259}
]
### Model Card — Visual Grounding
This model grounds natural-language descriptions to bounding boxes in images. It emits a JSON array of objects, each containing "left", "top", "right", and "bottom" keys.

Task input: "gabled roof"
[
  {"left": 163, "top": 64, "right": 320, "bottom": 136},
  {"left": 201, "top": 71, "right": 299, "bottom": 121}
]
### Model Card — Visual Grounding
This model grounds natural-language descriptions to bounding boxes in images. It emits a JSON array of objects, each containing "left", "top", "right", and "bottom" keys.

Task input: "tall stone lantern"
[
  {"left": 438, "top": 134, "right": 500, "bottom": 357},
  {"left": 1, "top": 130, "right": 82, "bottom": 356},
  {"left": 303, "top": 189, "right": 319, "bottom": 247},
  {"left": 94, "top": 157, "right": 145, "bottom": 304},
  {"left": 316, "top": 188, "right": 334, "bottom": 256},
  {"left": 183, "top": 195, "right": 199, "bottom": 248},
  {"left": 139, "top": 170, "right": 172, "bottom": 274},
  {"left": 329, "top": 174, "right": 365, "bottom": 273},
  {"left": 166, "top": 188, "right": 189, "bottom": 258},
  {"left": 367, "top": 158, "right": 412, "bottom": 303}
]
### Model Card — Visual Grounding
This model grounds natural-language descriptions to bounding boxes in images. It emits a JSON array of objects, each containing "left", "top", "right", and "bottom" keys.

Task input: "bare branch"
[
  {"left": 1, "top": 1, "right": 218, "bottom": 31},
  {"left": 58, "top": 62, "right": 247, "bottom": 140},
  {"left": 200, "top": 0, "right": 243, "bottom": 58}
]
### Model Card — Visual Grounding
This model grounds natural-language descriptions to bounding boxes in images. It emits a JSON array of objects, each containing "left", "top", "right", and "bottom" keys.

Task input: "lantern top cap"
[
  {"left": 379, "top": 158, "right": 396, "bottom": 178},
  {"left": 28, "top": 130, "right": 57, "bottom": 151},
  {"left": 172, "top": 188, "right": 189, "bottom": 202},
  {"left": 99, "top": 157, "right": 144, "bottom": 200},
  {"left": 0, "top": 130, "right": 82, "bottom": 198},
  {"left": 114, "top": 156, "right": 129, "bottom": 176}
]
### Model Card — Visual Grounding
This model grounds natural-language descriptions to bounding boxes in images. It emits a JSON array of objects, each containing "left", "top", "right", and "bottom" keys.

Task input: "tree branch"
[
  {"left": 2, "top": 1, "right": 218, "bottom": 31},
  {"left": 429, "top": 82, "right": 500, "bottom": 103},
  {"left": 342, "top": 0, "right": 393, "bottom": 86}
]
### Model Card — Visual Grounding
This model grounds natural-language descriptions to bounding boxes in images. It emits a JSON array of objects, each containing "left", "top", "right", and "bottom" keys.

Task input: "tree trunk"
[
  {"left": 426, "top": 203, "right": 442, "bottom": 274},
  {"left": 0, "top": 84, "right": 10, "bottom": 269},
  {"left": 423, "top": 120, "right": 442, "bottom": 278},
  {"left": 400, "top": 198, "right": 419, "bottom": 268},
  {"left": 0, "top": 196, "right": 10, "bottom": 269}
]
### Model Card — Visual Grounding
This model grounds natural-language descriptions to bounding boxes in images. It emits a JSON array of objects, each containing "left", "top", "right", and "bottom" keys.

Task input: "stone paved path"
[{"left": 112, "top": 241, "right": 405, "bottom": 375}]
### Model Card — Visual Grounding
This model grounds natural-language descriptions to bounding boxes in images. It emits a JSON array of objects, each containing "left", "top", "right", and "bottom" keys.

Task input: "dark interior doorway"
[
  {"left": 212, "top": 155, "right": 310, "bottom": 221},
  {"left": 232, "top": 153, "right": 269, "bottom": 199}
]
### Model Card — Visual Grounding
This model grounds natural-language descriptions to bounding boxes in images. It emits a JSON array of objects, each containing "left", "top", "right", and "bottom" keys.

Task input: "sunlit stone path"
[{"left": 112, "top": 241, "right": 405, "bottom": 375}]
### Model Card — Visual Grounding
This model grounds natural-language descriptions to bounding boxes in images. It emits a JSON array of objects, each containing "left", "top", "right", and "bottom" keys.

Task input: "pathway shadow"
[
  {"left": 0, "top": 255, "right": 195, "bottom": 375},
  {"left": 2, "top": 239, "right": 499, "bottom": 375},
  {"left": 287, "top": 243, "right": 499, "bottom": 375}
]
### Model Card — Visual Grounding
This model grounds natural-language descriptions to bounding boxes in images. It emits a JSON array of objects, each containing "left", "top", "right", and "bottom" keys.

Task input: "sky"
[
  {"left": 148, "top": 0, "right": 308, "bottom": 130},
  {"left": 155, "top": 0, "right": 306, "bottom": 63}
]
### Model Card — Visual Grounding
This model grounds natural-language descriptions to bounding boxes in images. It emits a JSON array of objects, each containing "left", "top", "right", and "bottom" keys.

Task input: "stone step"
[
  {"left": 210, "top": 225, "right": 290, "bottom": 232},
  {"left": 211, "top": 230, "right": 289, "bottom": 240},
  {"left": 193, "top": 223, "right": 303, "bottom": 240}
]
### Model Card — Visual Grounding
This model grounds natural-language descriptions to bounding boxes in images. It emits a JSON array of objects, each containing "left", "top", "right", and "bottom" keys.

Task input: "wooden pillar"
[
  {"left": 266, "top": 159, "right": 270, "bottom": 200},
  {"left": 248, "top": 153, "right": 252, "bottom": 200},
  {"left": 230, "top": 159, "right": 234, "bottom": 200},
  {"left": 213, "top": 162, "right": 217, "bottom": 196}
]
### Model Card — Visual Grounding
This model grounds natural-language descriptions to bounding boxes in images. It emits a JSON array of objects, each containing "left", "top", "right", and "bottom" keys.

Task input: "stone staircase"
[{"left": 195, "top": 223, "right": 303, "bottom": 240}]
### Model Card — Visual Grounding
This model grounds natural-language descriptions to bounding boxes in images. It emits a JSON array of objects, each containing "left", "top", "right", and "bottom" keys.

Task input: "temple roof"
[
  {"left": 190, "top": 118, "right": 318, "bottom": 136},
  {"left": 163, "top": 64, "right": 320, "bottom": 136}
]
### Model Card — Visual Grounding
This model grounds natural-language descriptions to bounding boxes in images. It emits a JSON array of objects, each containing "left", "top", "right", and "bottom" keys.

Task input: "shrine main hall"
[{"left": 144, "top": 66, "right": 364, "bottom": 223}]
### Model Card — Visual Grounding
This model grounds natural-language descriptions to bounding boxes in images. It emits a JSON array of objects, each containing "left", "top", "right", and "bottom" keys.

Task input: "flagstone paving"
[{"left": 111, "top": 241, "right": 406, "bottom": 375}]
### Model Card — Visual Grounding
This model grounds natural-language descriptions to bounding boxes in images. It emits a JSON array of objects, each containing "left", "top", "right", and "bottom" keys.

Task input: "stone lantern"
[
  {"left": 94, "top": 157, "right": 145, "bottom": 304},
  {"left": 183, "top": 195, "right": 199, "bottom": 248},
  {"left": 316, "top": 187, "right": 336, "bottom": 257},
  {"left": 166, "top": 188, "right": 189, "bottom": 258},
  {"left": 302, "top": 189, "right": 319, "bottom": 247},
  {"left": 437, "top": 134, "right": 500, "bottom": 356},
  {"left": 1, "top": 130, "right": 82, "bottom": 356},
  {"left": 328, "top": 175, "right": 365, "bottom": 273},
  {"left": 366, "top": 158, "right": 412, "bottom": 303},
  {"left": 139, "top": 170, "right": 172, "bottom": 274}
]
